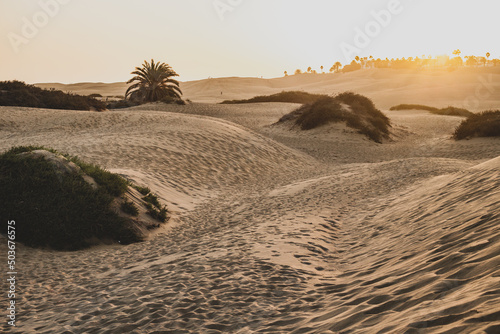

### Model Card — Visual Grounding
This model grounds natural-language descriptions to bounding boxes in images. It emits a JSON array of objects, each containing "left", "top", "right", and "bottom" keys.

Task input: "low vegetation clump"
[
  {"left": 132, "top": 185, "right": 151, "bottom": 196},
  {"left": 0, "top": 146, "right": 168, "bottom": 250},
  {"left": 221, "top": 91, "right": 327, "bottom": 104},
  {"left": 390, "top": 104, "right": 473, "bottom": 117},
  {"left": 142, "top": 193, "right": 168, "bottom": 223},
  {"left": 0, "top": 81, "right": 106, "bottom": 111},
  {"left": 106, "top": 99, "right": 141, "bottom": 109},
  {"left": 107, "top": 96, "right": 185, "bottom": 110},
  {"left": 453, "top": 110, "right": 500, "bottom": 139},
  {"left": 121, "top": 199, "right": 139, "bottom": 216},
  {"left": 277, "top": 92, "right": 391, "bottom": 143}
]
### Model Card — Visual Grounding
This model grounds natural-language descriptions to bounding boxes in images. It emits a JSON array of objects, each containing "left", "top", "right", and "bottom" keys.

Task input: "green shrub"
[
  {"left": 438, "top": 106, "right": 473, "bottom": 117},
  {"left": 144, "top": 203, "right": 168, "bottom": 223},
  {"left": 106, "top": 99, "right": 140, "bottom": 109},
  {"left": 221, "top": 91, "right": 327, "bottom": 104},
  {"left": 390, "top": 104, "right": 473, "bottom": 117},
  {"left": 454, "top": 110, "right": 500, "bottom": 139},
  {"left": 279, "top": 92, "right": 391, "bottom": 143},
  {"left": 142, "top": 193, "right": 161, "bottom": 209},
  {"left": 0, "top": 81, "right": 106, "bottom": 111},
  {"left": 390, "top": 104, "right": 439, "bottom": 112},
  {"left": 133, "top": 185, "right": 151, "bottom": 196},
  {"left": 161, "top": 96, "right": 186, "bottom": 105},
  {"left": 69, "top": 157, "right": 128, "bottom": 197},
  {"left": 121, "top": 199, "right": 139, "bottom": 216},
  {"left": 0, "top": 146, "right": 141, "bottom": 250},
  {"left": 295, "top": 97, "right": 345, "bottom": 130},
  {"left": 140, "top": 191, "right": 168, "bottom": 222}
]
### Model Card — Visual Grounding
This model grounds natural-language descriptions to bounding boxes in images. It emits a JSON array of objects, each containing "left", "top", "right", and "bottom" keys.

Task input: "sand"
[
  {"left": 2, "top": 71, "right": 500, "bottom": 333},
  {"left": 37, "top": 66, "right": 500, "bottom": 110}
]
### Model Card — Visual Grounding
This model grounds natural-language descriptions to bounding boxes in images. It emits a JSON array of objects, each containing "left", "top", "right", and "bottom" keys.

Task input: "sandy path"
[{"left": 1, "top": 104, "right": 499, "bottom": 333}]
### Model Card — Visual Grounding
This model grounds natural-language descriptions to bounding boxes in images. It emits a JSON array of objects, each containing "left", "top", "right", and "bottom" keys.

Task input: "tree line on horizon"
[{"left": 284, "top": 50, "right": 499, "bottom": 76}]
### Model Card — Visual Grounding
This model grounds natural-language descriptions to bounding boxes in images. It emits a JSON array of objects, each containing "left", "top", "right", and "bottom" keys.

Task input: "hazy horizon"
[{"left": 1, "top": 0, "right": 499, "bottom": 84}]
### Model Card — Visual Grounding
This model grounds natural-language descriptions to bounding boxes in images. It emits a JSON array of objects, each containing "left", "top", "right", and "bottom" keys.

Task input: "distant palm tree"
[
  {"left": 320, "top": 66, "right": 324, "bottom": 73},
  {"left": 284, "top": 71, "right": 288, "bottom": 76},
  {"left": 307, "top": 67, "right": 312, "bottom": 73},
  {"left": 332, "top": 62, "right": 342, "bottom": 73},
  {"left": 453, "top": 49, "right": 461, "bottom": 57},
  {"left": 465, "top": 56, "right": 478, "bottom": 67},
  {"left": 126, "top": 59, "right": 182, "bottom": 102}
]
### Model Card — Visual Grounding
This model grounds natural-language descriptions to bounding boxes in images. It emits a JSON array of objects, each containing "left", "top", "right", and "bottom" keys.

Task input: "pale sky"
[{"left": 1, "top": 0, "right": 498, "bottom": 83}]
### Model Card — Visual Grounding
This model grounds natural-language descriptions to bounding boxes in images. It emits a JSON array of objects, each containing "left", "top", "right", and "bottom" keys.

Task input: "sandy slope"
[
  {"left": 37, "top": 67, "right": 500, "bottom": 110},
  {"left": 1, "top": 81, "right": 500, "bottom": 333}
]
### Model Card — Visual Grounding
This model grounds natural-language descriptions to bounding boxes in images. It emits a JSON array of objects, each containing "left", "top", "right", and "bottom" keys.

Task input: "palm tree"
[
  {"left": 465, "top": 56, "right": 478, "bottom": 67},
  {"left": 284, "top": 71, "right": 288, "bottom": 76},
  {"left": 320, "top": 65, "right": 324, "bottom": 73},
  {"left": 125, "top": 59, "right": 182, "bottom": 103},
  {"left": 307, "top": 66, "right": 312, "bottom": 73},
  {"left": 331, "top": 62, "right": 342, "bottom": 73},
  {"left": 478, "top": 56, "right": 487, "bottom": 67}
]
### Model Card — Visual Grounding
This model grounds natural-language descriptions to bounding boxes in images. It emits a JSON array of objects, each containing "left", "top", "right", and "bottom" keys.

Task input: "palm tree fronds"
[{"left": 125, "top": 59, "right": 182, "bottom": 103}]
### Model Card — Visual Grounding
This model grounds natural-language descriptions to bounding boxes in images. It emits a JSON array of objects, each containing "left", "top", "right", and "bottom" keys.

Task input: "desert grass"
[
  {"left": 0, "top": 146, "right": 165, "bottom": 250},
  {"left": 454, "top": 110, "right": 500, "bottom": 139},
  {"left": 390, "top": 104, "right": 473, "bottom": 117},
  {"left": 221, "top": 91, "right": 327, "bottom": 104},
  {"left": 0, "top": 81, "right": 106, "bottom": 111},
  {"left": 278, "top": 92, "right": 391, "bottom": 143}
]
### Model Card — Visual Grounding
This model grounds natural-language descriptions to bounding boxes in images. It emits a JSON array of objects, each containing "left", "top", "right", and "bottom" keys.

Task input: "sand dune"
[
  {"left": 37, "top": 67, "right": 500, "bottom": 110},
  {"left": 2, "top": 72, "right": 500, "bottom": 333}
]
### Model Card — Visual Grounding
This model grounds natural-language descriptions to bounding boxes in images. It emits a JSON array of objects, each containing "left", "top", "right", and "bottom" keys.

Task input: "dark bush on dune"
[
  {"left": 294, "top": 97, "right": 345, "bottom": 129},
  {"left": 438, "top": 106, "right": 473, "bottom": 117},
  {"left": 390, "top": 104, "right": 473, "bottom": 117},
  {"left": 107, "top": 96, "right": 185, "bottom": 109},
  {"left": 454, "top": 111, "right": 500, "bottom": 140},
  {"left": 278, "top": 92, "right": 391, "bottom": 143},
  {"left": 0, "top": 81, "right": 106, "bottom": 111},
  {"left": 106, "top": 99, "right": 141, "bottom": 109},
  {"left": 0, "top": 146, "right": 167, "bottom": 250},
  {"left": 390, "top": 104, "right": 439, "bottom": 112},
  {"left": 221, "top": 91, "right": 327, "bottom": 104},
  {"left": 161, "top": 95, "right": 186, "bottom": 105}
]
